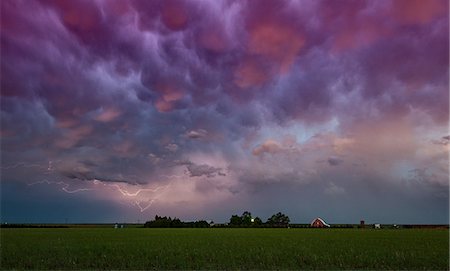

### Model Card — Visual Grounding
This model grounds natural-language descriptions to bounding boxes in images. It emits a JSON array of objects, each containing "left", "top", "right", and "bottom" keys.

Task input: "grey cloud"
[
  {"left": 1, "top": 0, "right": 448, "bottom": 224},
  {"left": 186, "top": 163, "right": 225, "bottom": 178},
  {"left": 407, "top": 168, "right": 448, "bottom": 189},
  {"left": 432, "top": 135, "right": 450, "bottom": 146},
  {"left": 165, "top": 143, "right": 179, "bottom": 152},
  {"left": 58, "top": 165, "right": 136, "bottom": 185},
  {"left": 327, "top": 156, "right": 344, "bottom": 166},
  {"left": 324, "top": 182, "right": 346, "bottom": 195}
]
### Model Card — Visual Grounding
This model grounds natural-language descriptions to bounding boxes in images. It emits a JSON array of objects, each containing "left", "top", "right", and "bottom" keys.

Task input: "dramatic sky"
[{"left": 1, "top": 0, "right": 448, "bottom": 224}]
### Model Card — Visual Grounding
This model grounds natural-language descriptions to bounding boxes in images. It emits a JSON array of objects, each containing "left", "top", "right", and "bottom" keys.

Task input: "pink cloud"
[
  {"left": 1, "top": 0, "right": 447, "bottom": 223},
  {"left": 94, "top": 108, "right": 122, "bottom": 122},
  {"left": 247, "top": 21, "right": 304, "bottom": 73},
  {"left": 392, "top": 0, "right": 447, "bottom": 25},
  {"left": 233, "top": 58, "right": 270, "bottom": 89},
  {"left": 55, "top": 125, "right": 94, "bottom": 149},
  {"left": 252, "top": 139, "right": 283, "bottom": 156},
  {"left": 161, "top": 0, "right": 190, "bottom": 31}
]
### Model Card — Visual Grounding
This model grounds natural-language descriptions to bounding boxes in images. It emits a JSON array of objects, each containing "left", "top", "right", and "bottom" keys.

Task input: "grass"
[{"left": 1, "top": 228, "right": 448, "bottom": 270}]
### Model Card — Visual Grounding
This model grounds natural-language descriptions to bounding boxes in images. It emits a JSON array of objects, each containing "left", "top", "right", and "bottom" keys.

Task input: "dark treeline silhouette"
[
  {"left": 144, "top": 215, "right": 210, "bottom": 228},
  {"left": 144, "top": 211, "right": 291, "bottom": 228},
  {"left": 228, "top": 211, "right": 290, "bottom": 228}
]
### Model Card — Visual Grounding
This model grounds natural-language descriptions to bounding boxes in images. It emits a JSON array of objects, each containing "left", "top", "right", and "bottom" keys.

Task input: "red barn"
[{"left": 310, "top": 217, "right": 330, "bottom": 228}]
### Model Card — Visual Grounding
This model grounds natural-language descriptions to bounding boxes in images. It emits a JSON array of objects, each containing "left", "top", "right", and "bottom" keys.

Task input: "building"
[
  {"left": 360, "top": 220, "right": 365, "bottom": 228},
  {"left": 374, "top": 224, "right": 381, "bottom": 229},
  {"left": 310, "top": 217, "right": 330, "bottom": 228}
]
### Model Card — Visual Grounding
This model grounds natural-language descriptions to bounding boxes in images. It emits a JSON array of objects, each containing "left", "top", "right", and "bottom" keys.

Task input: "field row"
[{"left": 1, "top": 228, "right": 448, "bottom": 270}]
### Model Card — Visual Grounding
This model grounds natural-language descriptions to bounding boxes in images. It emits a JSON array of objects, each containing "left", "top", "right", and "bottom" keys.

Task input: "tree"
[
  {"left": 194, "top": 220, "right": 210, "bottom": 228},
  {"left": 241, "top": 211, "right": 252, "bottom": 226},
  {"left": 267, "top": 212, "right": 290, "bottom": 227},
  {"left": 144, "top": 215, "right": 173, "bottom": 227},
  {"left": 144, "top": 215, "right": 211, "bottom": 228},
  {"left": 229, "top": 215, "right": 242, "bottom": 226},
  {"left": 252, "top": 216, "right": 263, "bottom": 226}
]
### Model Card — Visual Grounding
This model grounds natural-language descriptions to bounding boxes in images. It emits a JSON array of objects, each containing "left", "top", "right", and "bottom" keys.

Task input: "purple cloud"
[{"left": 1, "top": 0, "right": 447, "bottom": 224}]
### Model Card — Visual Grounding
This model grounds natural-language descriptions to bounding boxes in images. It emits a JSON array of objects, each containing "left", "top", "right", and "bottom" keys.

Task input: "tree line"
[
  {"left": 228, "top": 211, "right": 290, "bottom": 227},
  {"left": 144, "top": 215, "right": 210, "bottom": 228},
  {"left": 144, "top": 211, "right": 290, "bottom": 228}
]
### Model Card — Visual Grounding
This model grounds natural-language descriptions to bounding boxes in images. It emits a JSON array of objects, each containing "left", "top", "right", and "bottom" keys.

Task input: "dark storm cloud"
[
  {"left": 2, "top": 0, "right": 448, "bottom": 119},
  {"left": 186, "top": 163, "right": 225, "bottom": 178},
  {"left": 432, "top": 136, "right": 450, "bottom": 146},
  {"left": 327, "top": 156, "right": 344, "bottom": 166},
  {"left": 1, "top": 0, "right": 448, "bottom": 223}
]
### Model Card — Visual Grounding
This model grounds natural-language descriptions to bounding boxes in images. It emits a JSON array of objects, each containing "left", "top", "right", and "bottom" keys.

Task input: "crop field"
[{"left": 1, "top": 228, "right": 448, "bottom": 270}]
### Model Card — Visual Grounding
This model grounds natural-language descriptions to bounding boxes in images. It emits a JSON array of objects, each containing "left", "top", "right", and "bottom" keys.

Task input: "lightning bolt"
[
  {"left": 22, "top": 159, "right": 183, "bottom": 212},
  {"left": 134, "top": 200, "right": 155, "bottom": 212},
  {"left": 92, "top": 178, "right": 175, "bottom": 212},
  {"left": 101, "top": 183, "right": 169, "bottom": 197},
  {"left": 28, "top": 180, "right": 93, "bottom": 193}
]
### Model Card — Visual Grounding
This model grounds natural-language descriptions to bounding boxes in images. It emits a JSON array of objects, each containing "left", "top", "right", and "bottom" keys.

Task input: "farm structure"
[{"left": 310, "top": 217, "right": 330, "bottom": 228}]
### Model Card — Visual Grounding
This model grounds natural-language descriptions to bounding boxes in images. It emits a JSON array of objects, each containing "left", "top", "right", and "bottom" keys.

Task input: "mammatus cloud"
[{"left": 0, "top": 0, "right": 448, "bottom": 223}]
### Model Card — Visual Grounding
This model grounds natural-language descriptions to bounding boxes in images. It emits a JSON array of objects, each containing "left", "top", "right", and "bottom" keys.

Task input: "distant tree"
[
  {"left": 145, "top": 215, "right": 172, "bottom": 227},
  {"left": 241, "top": 211, "right": 252, "bottom": 226},
  {"left": 267, "top": 212, "right": 290, "bottom": 227},
  {"left": 229, "top": 215, "right": 242, "bottom": 226},
  {"left": 171, "top": 218, "right": 183, "bottom": 227},
  {"left": 194, "top": 220, "right": 210, "bottom": 228},
  {"left": 252, "top": 217, "right": 263, "bottom": 227},
  {"left": 144, "top": 215, "right": 211, "bottom": 228}
]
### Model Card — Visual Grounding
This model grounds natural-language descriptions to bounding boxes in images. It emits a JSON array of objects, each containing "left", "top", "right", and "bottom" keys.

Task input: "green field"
[{"left": 1, "top": 228, "right": 448, "bottom": 270}]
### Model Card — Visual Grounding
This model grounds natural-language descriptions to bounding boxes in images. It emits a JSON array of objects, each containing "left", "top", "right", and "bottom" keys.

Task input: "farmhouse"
[{"left": 310, "top": 217, "right": 330, "bottom": 228}]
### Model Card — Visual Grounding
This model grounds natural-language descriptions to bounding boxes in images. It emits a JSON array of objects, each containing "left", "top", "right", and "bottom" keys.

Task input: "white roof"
[{"left": 311, "top": 217, "right": 330, "bottom": 227}]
